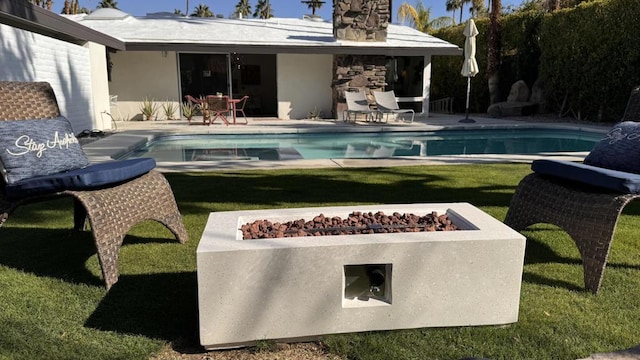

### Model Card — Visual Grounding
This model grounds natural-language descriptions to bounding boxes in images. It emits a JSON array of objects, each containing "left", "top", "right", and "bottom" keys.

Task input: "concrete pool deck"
[{"left": 82, "top": 113, "right": 609, "bottom": 172}]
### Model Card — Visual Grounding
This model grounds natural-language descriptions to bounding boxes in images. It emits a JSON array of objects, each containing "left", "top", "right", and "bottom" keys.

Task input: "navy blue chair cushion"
[
  {"left": 583, "top": 121, "right": 640, "bottom": 174},
  {"left": 5, "top": 158, "right": 156, "bottom": 200},
  {"left": 0, "top": 117, "right": 90, "bottom": 184},
  {"left": 532, "top": 159, "right": 640, "bottom": 193}
]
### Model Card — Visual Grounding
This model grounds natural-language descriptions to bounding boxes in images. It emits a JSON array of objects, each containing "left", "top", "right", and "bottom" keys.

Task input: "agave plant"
[
  {"left": 181, "top": 101, "right": 195, "bottom": 121},
  {"left": 162, "top": 101, "right": 178, "bottom": 120},
  {"left": 139, "top": 97, "right": 159, "bottom": 121}
]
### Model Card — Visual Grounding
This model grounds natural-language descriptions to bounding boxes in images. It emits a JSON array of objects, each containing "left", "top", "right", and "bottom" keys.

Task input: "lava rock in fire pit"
[{"left": 241, "top": 211, "right": 457, "bottom": 239}]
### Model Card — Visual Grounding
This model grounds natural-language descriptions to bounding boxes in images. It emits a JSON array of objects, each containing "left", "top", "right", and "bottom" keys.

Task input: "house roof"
[
  {"left": 0, "top": 0, "right": 124, "bottom": 50},
  {"left": 67, "top": 10, "right": 461, "bottom": 56}
]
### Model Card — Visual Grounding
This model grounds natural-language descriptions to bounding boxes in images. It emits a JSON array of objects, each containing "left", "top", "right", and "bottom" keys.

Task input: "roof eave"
[
  {"left": 0, "top": 0, "right": 125, "bottom": 50},
  {"left": 124, "top": 42, "right": 462, "bottom": 56}
]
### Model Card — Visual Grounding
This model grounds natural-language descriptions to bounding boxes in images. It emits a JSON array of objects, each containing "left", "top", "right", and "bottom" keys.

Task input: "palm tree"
[
  {"left": 97, "top": 0, "right": 118, "bottom": 9},
  {"left": 61, "top": 0, "right": 85, "bottom": 14},
  {"left": 469, "top": 0, "right": 485, "bottom": 17},
  {"left": 459, "top": 0, "right": 470, "bottom": 23},
  {"left": 301, "top": 0, "right": 325, "bottom": 15},
  {"left": 445, "top": 0, "right": 459, "bottom": 25},
  {"left": 234, "top": 0, "right": 251, "bottom": 18},
  {"left": 191, "top": 3, "right": 213, "bottom": 17},
  {"left": 487, "top": 0, "right": 502, "bottom": 104},
  {"left": 397, "top": 2, "right": 453, "bottom": 33},
  {"left": 253, "top": 0, "right": 273, "bottom": 19},
  {"left": 29, "top": 0, "right": 52, "bottom": 10}
]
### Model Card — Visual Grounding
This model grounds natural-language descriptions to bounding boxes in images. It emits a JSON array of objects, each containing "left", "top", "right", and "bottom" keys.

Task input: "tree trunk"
[{"left": 487, "top": 0, "right": 502, "bottom": 105}]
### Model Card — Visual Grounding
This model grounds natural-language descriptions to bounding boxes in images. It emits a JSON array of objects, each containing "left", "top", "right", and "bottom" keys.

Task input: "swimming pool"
[{"left": 119, "top": 128, "right": 604, "bottom": 162}]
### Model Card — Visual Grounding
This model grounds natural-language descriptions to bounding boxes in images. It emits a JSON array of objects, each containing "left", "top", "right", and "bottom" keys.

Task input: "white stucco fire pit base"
[{"left": 197, "top": 202, "right": 526, "bottom": 349}]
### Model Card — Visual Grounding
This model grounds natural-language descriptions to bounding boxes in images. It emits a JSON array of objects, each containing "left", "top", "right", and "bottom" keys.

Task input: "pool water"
[{"left": 119, "top": 128, "right": 604, "bottom": 162}]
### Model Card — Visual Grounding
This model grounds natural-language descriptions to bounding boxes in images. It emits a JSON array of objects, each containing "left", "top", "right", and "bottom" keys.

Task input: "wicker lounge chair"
[
  {"left": 504, "top": 86, "right": 640, "bottom": 294},
  {"left": 343, "top": 91, "right": 381, "bottom": 123},
  {"left": 372, "top": 90, "right": 415, "bottom": 123},
  {"left": 0, "top": 81, "right": 188, "bottom": 290}
]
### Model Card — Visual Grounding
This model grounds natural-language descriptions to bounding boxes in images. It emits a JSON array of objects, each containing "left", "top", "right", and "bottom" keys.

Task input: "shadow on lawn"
[
  {"left": 519, "top": 228, "right": 640, "bottom": 292},
  {"left": 164, "top": 167, "right": 520, "bottom": 214},
  {"left": 0, "top": 226, "right": 103, "bottom": 287},
  {"left": 0, "top": 223, "right": 186, "bottom": 288},
  {"left": 84, "top": 272, "right": 200, "bottom": 347}
]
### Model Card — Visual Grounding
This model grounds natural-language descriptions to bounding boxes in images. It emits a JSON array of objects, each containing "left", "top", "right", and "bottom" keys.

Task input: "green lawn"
[{"left": 1, "top": 163, "right": 639, "bottom": 359}]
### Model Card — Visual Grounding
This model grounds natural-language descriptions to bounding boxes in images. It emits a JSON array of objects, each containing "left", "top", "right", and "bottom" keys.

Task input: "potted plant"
[
  {"left": 162, "top": 101, "right": 177, "bottom": 120},
  {"left": 139, "top": 97, "right": 159, "bottom": 121}
]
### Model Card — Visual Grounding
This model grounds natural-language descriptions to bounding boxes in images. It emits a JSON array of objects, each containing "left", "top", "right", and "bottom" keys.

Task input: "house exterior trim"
[
  {"left": 0, "top": 0, "right": 124, "bottom": 50},
  {"left": 124, "top": 42, "right": 461, "bottom": 57}
]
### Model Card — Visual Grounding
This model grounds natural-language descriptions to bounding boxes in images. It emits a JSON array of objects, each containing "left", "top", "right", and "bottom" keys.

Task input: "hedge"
[{"left": 431, "top": 0, "right": 640, "bottom": 122}]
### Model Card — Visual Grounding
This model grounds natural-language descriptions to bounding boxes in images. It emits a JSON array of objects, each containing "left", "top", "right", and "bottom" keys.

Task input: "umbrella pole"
[{"left": 459, "top": 76, "right": 476, "bottom": 123}]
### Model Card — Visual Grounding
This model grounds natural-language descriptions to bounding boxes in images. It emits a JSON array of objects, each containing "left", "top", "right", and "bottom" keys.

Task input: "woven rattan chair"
[
  {"left": 0, "top": 81, "right": 188, "bottom": 290},
  {"left": 504, "top": 85, "right": 640, "bottom": 294}
]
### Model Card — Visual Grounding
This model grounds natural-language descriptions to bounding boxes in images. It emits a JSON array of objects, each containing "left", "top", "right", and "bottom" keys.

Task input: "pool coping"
[{"left": 82, "top": 115, "right": 609, "bottom": 172}]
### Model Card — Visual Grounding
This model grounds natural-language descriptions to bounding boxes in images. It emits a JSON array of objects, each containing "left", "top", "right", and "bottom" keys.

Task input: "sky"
[{"left": 52, "top": 0, "right": 521, "bottom": 25}]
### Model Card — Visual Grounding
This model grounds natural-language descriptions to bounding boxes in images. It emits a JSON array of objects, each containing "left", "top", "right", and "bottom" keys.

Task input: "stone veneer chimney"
[
  {"left": 332, "top": 0, "right": 390, "bottom": 119},
  {"left": 333, "top": 0, "right": 390, "bottom": 42}
]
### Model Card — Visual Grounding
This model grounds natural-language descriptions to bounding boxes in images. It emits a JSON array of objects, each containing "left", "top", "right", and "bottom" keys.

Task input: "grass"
[{"left": 1, "top": 163, "right": 640, "bottom": 359}]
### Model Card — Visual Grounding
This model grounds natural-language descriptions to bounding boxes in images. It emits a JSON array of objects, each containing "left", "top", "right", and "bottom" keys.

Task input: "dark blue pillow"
[
  {"left": 532, "top": 159, "right": 640, "bottom": 193},
  {"left": 583, "top": 121, "right": 640, "bottom": 174},
  {"left": 5, "top": 158, "right": 156, "bottom": 200},
  {"left": 0, "top": 117, "right": 89, "bottom": 184}
]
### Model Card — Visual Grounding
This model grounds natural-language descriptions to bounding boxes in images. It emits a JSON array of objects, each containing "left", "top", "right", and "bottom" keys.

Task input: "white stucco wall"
[
  {"left": 277, "top": 54, "right": 333, "bottom": 120},
  {"left": 0, "top": 24, "right": 111, "bottom": 132},
  {"left": 87, "top": 42, "right": 112, "bottom": 129},
  {"left": 107, "top": 50, "right": 180, "bottom": 120}
]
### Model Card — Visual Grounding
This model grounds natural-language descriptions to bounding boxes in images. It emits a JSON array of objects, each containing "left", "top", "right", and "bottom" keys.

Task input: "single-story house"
[{"left": 1, "top": 0, "right": 461, "bottom": 131}]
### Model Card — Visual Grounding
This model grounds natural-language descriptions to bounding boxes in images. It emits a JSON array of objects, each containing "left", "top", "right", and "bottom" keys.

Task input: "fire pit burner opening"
[{"left": 241, "top": 211, "right": 458, "bottom": 239}]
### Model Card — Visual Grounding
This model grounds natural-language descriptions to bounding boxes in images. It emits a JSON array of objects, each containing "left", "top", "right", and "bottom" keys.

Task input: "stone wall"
[
  {"left": 333, "top": 0, "right": 390, "bottom": 42},
  {"left": 333, "top": 55, "right": 387, "bottom": 119}
]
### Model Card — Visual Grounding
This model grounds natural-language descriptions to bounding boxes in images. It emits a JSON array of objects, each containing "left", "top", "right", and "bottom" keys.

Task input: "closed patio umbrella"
[{"left": 460, "top": 19, "right": 479, "bottom": 123}]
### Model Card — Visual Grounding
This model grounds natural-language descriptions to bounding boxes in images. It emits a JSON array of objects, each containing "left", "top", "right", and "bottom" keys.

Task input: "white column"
[{"left": 421, "top": 54, "right": 432, "bottom": 117}]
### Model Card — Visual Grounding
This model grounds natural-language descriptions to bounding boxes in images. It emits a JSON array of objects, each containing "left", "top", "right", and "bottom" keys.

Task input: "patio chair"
[
  {"left": 233, "top": 95, "right": 249, "bottom": 124},
  {"left": 0, "top": 81, "right": 188, "bottom": 290},
  {"left": 206, "top": 95, "right": 230, "bottom": 126},
  {"left": 504, "top": 85, "right": 640, "bottom": 294},
  {"left": 184, "top": 95, "right": 208, "bottom": 124},
  {"left": 343, "top": 91, "right": 381, "bottom": 123},
  {"left": 372, "top": 90, "right": 415, "bottom": 123}
]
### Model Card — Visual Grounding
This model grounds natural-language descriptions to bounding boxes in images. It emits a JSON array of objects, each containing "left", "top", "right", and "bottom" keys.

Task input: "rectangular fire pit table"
[{"left": 197, "top": 202, "right": 526, "bottom": 349}]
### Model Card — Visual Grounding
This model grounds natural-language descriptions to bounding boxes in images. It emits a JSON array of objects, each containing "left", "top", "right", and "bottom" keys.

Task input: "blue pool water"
[{"left": 119, "top": 128, "right": 604, "bottom": 162}]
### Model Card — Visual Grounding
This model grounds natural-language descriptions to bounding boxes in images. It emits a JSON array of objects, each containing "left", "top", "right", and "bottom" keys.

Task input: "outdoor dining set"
[{"left": 184, "top": 94, "right": 249, "bottom": 126}]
